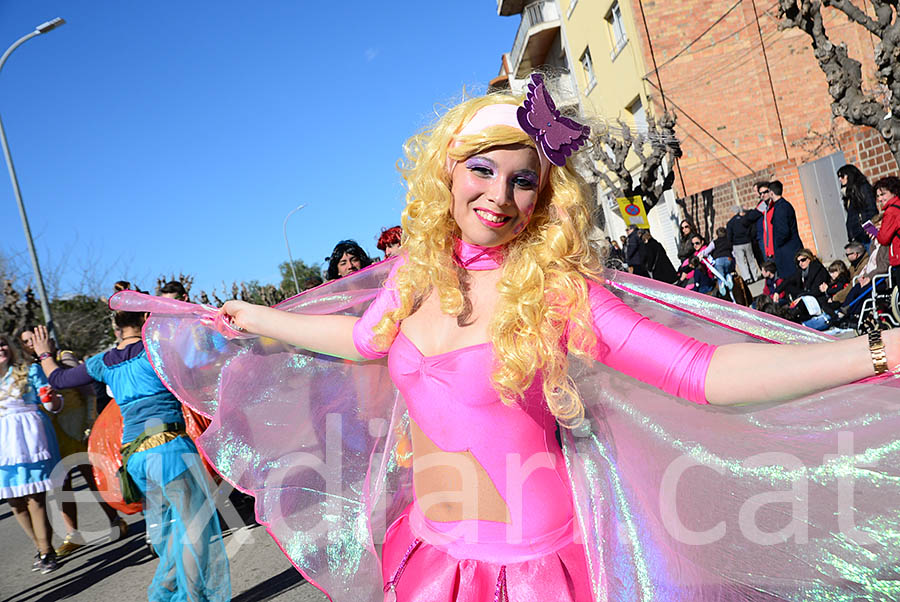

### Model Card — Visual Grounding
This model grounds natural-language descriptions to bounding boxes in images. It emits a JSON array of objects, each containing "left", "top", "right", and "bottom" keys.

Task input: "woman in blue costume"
[
  {"left": 31, "top": 314, "right": 229, "bottom": 602},
  {"left": 0, "top": 333, "right": 63, "bottom": 574}
]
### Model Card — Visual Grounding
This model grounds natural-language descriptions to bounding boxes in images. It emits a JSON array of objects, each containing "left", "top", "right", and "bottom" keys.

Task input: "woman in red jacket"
[{"left": 874, "top": 176, "right": 900, "bottom": 285}]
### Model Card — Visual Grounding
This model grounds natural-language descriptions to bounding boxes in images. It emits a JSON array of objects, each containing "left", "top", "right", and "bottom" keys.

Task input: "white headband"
[{"left": 446, "top": 104, "right": 551, "bottom": 190}]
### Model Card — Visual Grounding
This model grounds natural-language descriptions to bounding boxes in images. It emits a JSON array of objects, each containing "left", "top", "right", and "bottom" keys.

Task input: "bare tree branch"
[
  {"left": 778, "top": 0, "right": 900, "bottom": 163},
  {"left": 589, "top": 164, "right": 621, "bottom": 196},
  {"left": 586, "top": 112, "right": 681, "bottom": 211},
  {"left": 791, "top": 115, "right": 844, "bottom": 159},
  {"left": 827, "top": 0, "right": 884, "bottom": 35}
]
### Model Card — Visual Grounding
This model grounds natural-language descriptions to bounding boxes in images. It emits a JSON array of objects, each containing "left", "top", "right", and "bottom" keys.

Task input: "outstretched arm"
[
  {"left": 587, "top": 280, "right": 899, "bottom": 406},
  {"left": 222, "top": 300, "right": 364, "bottom": 361},
  {"left": 705, "top": 331, "right": 900, "bottom": 405},
  {"left": 221, "top": 257, "right": 404, "bottom": 361}
]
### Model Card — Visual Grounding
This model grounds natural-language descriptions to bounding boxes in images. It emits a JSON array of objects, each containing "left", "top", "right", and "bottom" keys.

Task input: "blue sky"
[{"left": 0, "top": 2, "right": 519, "bottom": 297}]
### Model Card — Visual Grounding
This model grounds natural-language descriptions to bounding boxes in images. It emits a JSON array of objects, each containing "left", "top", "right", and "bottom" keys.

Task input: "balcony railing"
[
  {"left": 509, "top": 1, "right": 560, "bottom": 76},
  {"left": 509, "top": 71, "right": 579, "bottom": 108}
]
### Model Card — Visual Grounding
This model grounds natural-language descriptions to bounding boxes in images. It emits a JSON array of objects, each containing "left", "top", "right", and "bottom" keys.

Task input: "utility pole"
[{"left": 0, "top": 18, "right": 66, "bottom": 339}]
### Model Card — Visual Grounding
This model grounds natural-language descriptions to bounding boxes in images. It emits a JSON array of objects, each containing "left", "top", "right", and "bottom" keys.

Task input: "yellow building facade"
[
  {"left": 558, "top": 0, "right": 682, "bottom": 255},
  {"left": 559, "top": 0, "right": 651, "bottom": 149},
  {"left": 500, "top": 0, "right": 680, "bottom": 261},
  {"left": 495, "top": 0, "right": 681, "bottom": 260}
]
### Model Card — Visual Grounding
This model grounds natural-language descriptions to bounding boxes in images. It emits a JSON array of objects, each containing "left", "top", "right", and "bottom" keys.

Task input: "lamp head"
[{"left": 36, "top": 18, "right": 65, "bottom": 34}]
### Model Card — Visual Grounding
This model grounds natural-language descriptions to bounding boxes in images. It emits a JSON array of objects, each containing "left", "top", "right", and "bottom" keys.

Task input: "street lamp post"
[
  {"left": 0, "top": 18, "right": 66, "bottom": 338},
  {"left": 282, "top": 204, "right": 306, "bottom": 295}
]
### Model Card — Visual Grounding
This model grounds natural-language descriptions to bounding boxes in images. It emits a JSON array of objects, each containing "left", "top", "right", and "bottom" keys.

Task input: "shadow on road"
[
  {"left": 0, "top": 531, "right": 154, "bottom": 602},
  {"left": 231, "top": 568, "right": 305, "bottom": 602}
]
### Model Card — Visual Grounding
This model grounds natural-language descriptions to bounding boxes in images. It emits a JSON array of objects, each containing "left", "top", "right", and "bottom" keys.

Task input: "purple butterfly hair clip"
[{"left": 517, "top": 73, "right": 590, "bottom": 167}]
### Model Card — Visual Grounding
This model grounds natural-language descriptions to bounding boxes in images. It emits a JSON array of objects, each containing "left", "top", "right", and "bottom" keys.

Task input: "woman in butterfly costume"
[{"left": 115, "top": 74, "right": 900, "bottom": 601}]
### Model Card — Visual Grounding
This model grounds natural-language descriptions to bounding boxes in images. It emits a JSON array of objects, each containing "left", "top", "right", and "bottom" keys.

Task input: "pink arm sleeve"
[
  {"left": 585, "top": 279, "right": 716, "bottom": 404},
  {"left": 352, "top": 257, "right": 404, "bottom": 360}
]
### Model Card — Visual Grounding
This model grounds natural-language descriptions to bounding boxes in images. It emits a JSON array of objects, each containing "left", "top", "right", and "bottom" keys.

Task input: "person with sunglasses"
[
  {"left": 755, "top": 180, "right": 803, "bottom": 279},
  {"left": 676, "top": 219, "right": 698, "bottom": 265},
  {"left": 779, "top": 249, "right": 829, "bottom": 324},
  {"left": 677, "top": 234, "right": 715, "bottom": 293},
  {"left": 826, "top": 242, "right": 874, "bottom": 323}
]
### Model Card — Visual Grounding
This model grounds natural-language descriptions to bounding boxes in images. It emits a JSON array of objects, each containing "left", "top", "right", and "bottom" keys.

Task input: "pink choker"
[{"left": 453, "top": 239, "right": 505, "bottom": 271}]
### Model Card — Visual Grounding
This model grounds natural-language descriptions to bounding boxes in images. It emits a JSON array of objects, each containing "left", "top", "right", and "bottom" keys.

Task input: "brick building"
[{"left": 633, "top": 0, "right": 899, "bottom": 258}]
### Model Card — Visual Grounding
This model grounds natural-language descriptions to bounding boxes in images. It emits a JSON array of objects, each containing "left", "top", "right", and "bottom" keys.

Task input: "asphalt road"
[{"left": 0, "top": 477, "right": 328, "bottom": 602}]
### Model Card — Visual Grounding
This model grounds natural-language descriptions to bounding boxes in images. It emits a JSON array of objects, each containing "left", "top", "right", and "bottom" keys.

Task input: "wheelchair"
[
  {"left": 855, "top": 270, "right": 900, "bottom": 333},
  {"left": 604, "top": 256, "right": 628, "bottom": 272}
]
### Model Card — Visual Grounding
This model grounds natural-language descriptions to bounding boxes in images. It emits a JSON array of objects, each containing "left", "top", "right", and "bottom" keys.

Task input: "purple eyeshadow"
[
  {"left": 465, "top": 157, "right": 495, "bottom": 171},
  {"left": 517, "top": 171, "right": 539, "bottom": 187}
]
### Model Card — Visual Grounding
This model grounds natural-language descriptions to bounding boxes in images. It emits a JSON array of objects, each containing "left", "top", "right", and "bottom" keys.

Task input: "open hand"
[{"left": 32, "top": 325, "right": 53, "bottom": 356}]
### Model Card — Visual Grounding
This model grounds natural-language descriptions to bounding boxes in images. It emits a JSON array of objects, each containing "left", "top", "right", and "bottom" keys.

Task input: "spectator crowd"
[{"left": 607, "top": 166, "right": 900, "bottom": 335}]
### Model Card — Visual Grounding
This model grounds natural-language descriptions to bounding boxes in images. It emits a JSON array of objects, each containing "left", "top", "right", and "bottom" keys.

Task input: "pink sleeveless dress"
[{"left": 352, "top": 258, "right": 714, "bottom": 600}]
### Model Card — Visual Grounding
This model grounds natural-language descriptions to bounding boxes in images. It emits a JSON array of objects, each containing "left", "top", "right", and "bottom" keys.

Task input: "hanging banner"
[{"left": 617, "top": 195, "right": 649, "bottom": 228}]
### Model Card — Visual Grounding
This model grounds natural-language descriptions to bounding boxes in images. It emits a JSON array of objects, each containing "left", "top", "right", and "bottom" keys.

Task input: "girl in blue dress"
[{"left": 0, "top": 333, "right": 63, "bottom": 574}]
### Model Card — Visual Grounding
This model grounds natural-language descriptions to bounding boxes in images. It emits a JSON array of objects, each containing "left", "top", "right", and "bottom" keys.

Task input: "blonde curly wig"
[{"left": 372, "top": 90, "right": 602, "bottom": 427}]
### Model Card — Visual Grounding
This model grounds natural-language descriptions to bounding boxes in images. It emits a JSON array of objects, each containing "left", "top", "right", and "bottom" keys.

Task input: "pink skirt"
[{"left": 381, "top": 505, "right": 592, "bottom": 601}]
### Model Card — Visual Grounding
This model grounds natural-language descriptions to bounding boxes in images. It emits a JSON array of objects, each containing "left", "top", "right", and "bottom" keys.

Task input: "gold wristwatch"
[{"left": 869, "top": 330, "right": 888, "bottom": 375}]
